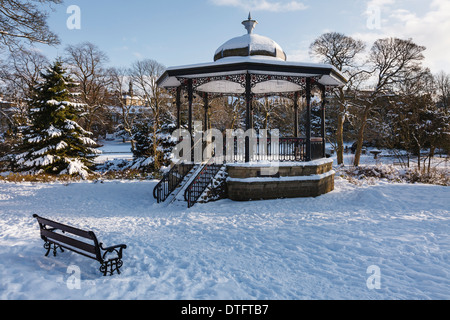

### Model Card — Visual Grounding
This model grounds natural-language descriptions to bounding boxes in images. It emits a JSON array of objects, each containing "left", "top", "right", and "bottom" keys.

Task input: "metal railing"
[
  {"left": 153, "top": 135, "right": 205, "bottom": 204},
  {"left": 154, "top": 135, "right": 325, "bottom": 205},
  {"left": 184, "top": 158, "right": 223, "bottom": 208},
  {"left": 311, "top": 138, "right": 325, "bottom": 161},
  {"left": 153, "top": 163, "right": 194, "bottom": 203},
  {"left": 223, "top": 137, "right": 324, "bottom": 162}
]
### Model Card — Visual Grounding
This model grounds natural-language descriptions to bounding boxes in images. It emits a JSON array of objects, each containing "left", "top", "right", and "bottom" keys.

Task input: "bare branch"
[{"left": 0, "top": 0, "right": 61, "bottom": 50}]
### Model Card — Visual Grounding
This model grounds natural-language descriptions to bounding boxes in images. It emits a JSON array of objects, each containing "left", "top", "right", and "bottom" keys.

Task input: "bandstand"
[{"left": 154, "top": 14, "right": 347, "bottom": 207}]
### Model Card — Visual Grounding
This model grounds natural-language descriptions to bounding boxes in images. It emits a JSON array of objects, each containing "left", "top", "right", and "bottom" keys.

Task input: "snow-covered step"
[
  {"left": 169, "top": 164, "right": 206, "bottom": 205},
  {"left": 162, "top": 165, "right": 200, "bottom": 205},
  {"left": 160, "top": 178, "right": 190, "bottom": 206}
]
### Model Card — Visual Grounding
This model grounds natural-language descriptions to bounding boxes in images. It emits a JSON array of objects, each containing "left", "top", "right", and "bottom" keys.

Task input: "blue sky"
[{"left": 37, "top": 0, "right": 450, "bottom": 73}]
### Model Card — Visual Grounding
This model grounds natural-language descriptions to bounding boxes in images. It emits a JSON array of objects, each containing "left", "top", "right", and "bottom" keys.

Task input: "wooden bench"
[{"left": 33, "top": 215, "right": 127, "bottom": 276}]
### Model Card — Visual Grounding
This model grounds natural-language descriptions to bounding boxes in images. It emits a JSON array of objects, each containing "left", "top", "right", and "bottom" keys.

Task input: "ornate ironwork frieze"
[
  {"left": 250, "top": 74, "right": 308, "bottom": 89},
  {"left": 177, "top": 74, "right": 247, "bottom": 90},
  {"left": 174, "top": 74, "right": 329, "bottom": 100}
]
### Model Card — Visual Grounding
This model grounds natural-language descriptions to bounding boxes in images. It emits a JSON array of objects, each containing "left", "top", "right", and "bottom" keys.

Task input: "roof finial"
[{"left": 242, "top": 13, "right": 258, "bottom": 34}]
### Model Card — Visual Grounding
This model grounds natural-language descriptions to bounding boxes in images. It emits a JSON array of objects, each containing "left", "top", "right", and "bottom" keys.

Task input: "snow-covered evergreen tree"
[
  {"left": 130, "top": 116, "right": 176, "bottom": 172},
  {"left": 157, "top": 120, "right": 177, "bottom": 166},
  {"left": 130, "top": 119, "right": 154, "bottom": 170},
  {"left": 13, "top": 60, "right": 99, "bottom": 178}
]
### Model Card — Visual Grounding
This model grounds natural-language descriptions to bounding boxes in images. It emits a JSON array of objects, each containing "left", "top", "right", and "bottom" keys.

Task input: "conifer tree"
[
  {"left": 131, "top": 119, "right": 154, "bottom": 169},
  {"left": 130, "top": 116, "right": 176, "bottom": 172},
  {"left": 14, "top": 60, "right": 99, "bottom": 178}
]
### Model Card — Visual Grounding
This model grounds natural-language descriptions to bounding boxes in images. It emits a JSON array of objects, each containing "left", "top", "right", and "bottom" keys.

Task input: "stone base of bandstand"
[{"left": 226, "top": 158, "right": 335, "bottom": 201}]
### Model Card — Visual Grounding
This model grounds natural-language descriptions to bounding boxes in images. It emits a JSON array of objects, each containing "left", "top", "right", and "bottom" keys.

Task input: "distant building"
[{"left": 106, "top": 81, "right": 152, "bottom": 137}]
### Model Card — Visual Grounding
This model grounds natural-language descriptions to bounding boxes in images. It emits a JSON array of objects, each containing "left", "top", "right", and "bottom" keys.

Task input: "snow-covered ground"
[
  {"left": 93, "top": 138, "right": 449, "bottom": 170},
  {"left": 0, "top": 175, "right": 448, "bottom": 300},
  {"left": 0, "top": 139, "right": 448, "bottom": 300},
  {"left": 94, "top": 139, "right": 133, "bottom": 164}
]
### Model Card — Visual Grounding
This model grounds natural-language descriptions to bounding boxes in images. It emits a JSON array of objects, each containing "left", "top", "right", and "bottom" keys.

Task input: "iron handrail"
[
  {"left": 153, "top": 163, "right": 194, "bottom": 203},
  {"left": 152, "top": 134, "right": 204, "bottom": 203},
  {"left": 184, "top": 157, "right": 222, "bottom": 208},
  {"left": 224, "top": 137, "right": 311, "bottom": 162},
  {"left": 154, "top": 135, "right": 325, "bottom": 204}
]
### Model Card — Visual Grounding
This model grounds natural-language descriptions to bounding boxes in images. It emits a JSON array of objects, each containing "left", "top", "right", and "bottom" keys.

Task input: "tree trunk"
[
  {"left": 336, "top": 89, "right": 346, "bottom": 166},
  {"left": 417, "top": 147, "right": 421, "bottom": 172},
  {"left": 153, "top": 104, "right": 160, "bottom": 171},
  {"left": 264, "top": 112, "right": 269, "bottom": 130},
  {"left": 353, "top": 104, "right": 371, "bottom": 167},
  {"left": 336, "top": 108, "right": 345, "bottom": 165},
  {"left": 428, "top": 147, "right": 434, "bottom": 174}
]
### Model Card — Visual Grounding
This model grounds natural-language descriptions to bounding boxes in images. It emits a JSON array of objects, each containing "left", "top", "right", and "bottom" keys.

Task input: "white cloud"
[
  {"left": 287, "top": 45, "right": 313, "bottom": 62},
  {"left": 354, "top": 0, "right": 450, "bottom": 73},
  {"left": 210, "top": 0, "right": 307, "bottom": 12},
  {"left": 366, "top": 0, "right": 395, "bottom": 8}
]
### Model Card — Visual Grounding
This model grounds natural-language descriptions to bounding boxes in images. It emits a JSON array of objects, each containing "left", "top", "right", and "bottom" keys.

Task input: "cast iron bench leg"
[
  {"left": 44, "top": 242, "right": 64, "bottom": 257},
  {"left": 100, "top": 259, "right": 124, "bottom": 276}
]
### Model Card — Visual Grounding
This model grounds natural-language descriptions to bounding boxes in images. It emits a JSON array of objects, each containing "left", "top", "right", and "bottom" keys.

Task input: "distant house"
[{"left": 107, "top": 81, "right": 150, "bottom": 122}]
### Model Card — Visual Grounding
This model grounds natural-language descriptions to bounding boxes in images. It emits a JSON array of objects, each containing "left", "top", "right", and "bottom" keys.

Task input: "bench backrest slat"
[
  {"left": 35, "top": 215, "right": 95, "bottom": 240},
  {"left": 41, "top": 229, "right": 98, "bottom": 256},
  {"left": 34, "top": 215, "right": 102, "bottom": 261}
]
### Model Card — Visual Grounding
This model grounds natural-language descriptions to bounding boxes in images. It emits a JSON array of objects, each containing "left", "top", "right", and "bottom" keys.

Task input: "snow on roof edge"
[{"left": 166, "top": 56, "right": 340, "bottom": 73}]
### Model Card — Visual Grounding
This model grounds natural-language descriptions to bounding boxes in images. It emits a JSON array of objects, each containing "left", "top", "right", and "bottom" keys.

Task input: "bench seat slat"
[
  {"left": 41, "top": 229, "right": 98, "bottom": 256},
  {"left": 34, "top": 215, "right": 126, "bottom": 276},
  {"left": 36, "top": 216, "right": 94, "bottom": 240}
]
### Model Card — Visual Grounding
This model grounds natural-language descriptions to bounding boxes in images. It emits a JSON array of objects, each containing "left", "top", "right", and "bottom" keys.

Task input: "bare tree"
[
  {"left": 4, "top": 48, "right": 48, "bottom": 97},
  {"left": 353, "top": 37, "right": 426, "bottom": 166},
  {"left": 208, "top": 96, "right": 245, "bottom": 132},
  {"left": 64, "top": 42, "right": 111, "bottom": 135},
  {"left": 254, "top": 97, "right": 280, "bottom": 130},
  {"left": 228, "top": 97, "right": 245, "bottom": 131},
  {"left": 129, "top": 59, "right": 167, "bottom": 170},
  {"left": 108, "top": 66, "right": 140, "bottom": 147},
  {"left": 434, "top": 71, "right": 450, "bottom": 109},
  {"left": 0, "top": 0, "right": 61, "bottom": 50},
  {"left": 310, "top": 32, "right": 366, "bottom": 165},
  {"left": 0, "top": 48, "right": 48, "bottom": 127}
]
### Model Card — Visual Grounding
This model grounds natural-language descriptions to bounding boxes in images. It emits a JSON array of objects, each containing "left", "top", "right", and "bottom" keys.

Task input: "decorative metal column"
[
  {"left": 321, "top": 85, "right": 327, "bottom": 158},
  {"left": 203, "top": 93, "right": 209, "bottom": 131},
  {"left": 294, "top": 91, "right": 299, "bottom": 138},
  {"left": 203, "top": 93, "right": 209, "bottom": 160},
  {"left": 176, "top": 86, "right": 181, "bottom": 130},
  {"left": 245, "top": 72, "right": 252, "bottom": 163},
  {"left": 305, "top": 78, "right": 312, "bottom": 161},
  {"left": 187, "top": 79, "right": 194, "bottom": 162}
]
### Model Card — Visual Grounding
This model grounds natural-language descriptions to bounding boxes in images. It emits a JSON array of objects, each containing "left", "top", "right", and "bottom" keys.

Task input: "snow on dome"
[
  {"left": 214, "top": 15, "right": 287, "bottom": 62},
  {"left": 214, "top": 33, "right": 287, "bottom": 62}
]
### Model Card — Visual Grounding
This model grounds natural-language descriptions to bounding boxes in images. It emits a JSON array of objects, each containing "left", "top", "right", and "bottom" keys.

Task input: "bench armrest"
[{"left": 99, "top": 243, "right": 127, "bottom": 260}]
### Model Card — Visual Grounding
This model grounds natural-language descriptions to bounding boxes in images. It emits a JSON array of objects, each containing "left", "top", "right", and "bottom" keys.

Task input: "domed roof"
[{"left": 214, "top": 14, "right": 287, "bottom": 62}]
